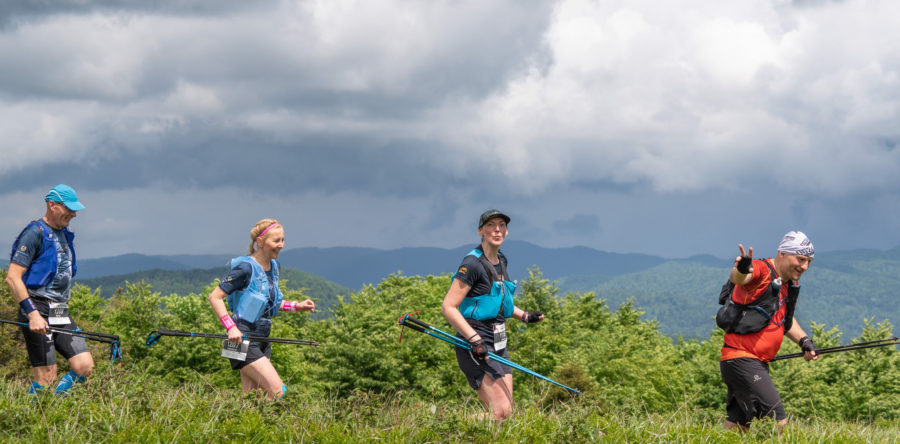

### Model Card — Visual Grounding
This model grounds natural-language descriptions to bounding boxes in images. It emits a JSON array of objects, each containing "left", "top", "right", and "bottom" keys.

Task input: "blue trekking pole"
[{"left": 397, "top": 313, "right": 581, "bottom": 395}]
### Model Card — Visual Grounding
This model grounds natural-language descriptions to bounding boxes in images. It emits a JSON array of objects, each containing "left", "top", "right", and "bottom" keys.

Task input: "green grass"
[{"left": 3, "top": 364, "right": 900, "bottom": 444}]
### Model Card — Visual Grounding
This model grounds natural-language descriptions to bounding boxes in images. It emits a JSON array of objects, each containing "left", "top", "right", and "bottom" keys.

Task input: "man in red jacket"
[{"left": 720, "top": 231, "right": 819, "bottom": 432}]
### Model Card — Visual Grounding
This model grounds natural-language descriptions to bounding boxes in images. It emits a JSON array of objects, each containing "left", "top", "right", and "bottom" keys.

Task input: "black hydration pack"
[{"left": 716, "top": 259, "right": 799, "bottom": 335}]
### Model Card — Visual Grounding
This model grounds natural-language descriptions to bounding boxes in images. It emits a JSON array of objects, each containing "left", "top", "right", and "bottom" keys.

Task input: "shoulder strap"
[
  {"left": 478, "top": 255, "right": 501, "bottom": 283},
  {"left": 29, "top": 219, "right": 47, "bottom": 254},
  {"left": 475, "top": 246, "right": 508, "bottom": 282},
  {"left": 782, "top": 283, "right": 799, "bottom": 332},
  {"left": 497, "top": 251, "right": 509, "bottom": 281},
  {"left": 723, "top": 259, "right": 780, "bottom": 306},
  {"left": 760, "top": 258, "right": 777, "bottom": 278},
  {"left": 749, "top": 259, "right": 781, "bottom": 301}
]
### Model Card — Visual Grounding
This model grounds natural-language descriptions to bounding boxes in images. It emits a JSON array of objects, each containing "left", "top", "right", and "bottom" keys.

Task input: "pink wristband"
[
  {"left": 220, "top": 314, "right": 236, "bottom": 331},
  {"left": 281, "top": 301, "right": 298, "bottom": 312}
]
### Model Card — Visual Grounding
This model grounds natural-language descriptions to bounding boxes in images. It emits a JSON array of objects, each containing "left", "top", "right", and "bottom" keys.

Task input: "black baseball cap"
[{"left": 478, "top": 209, "right": 510, "bottom": 228}]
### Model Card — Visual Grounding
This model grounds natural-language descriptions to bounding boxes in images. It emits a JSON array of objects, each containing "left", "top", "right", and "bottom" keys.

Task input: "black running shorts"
[
  {"left": 18, "top": 299, "right": 89, "bottom": 367},
  {"left": 229, "top": 318, "right": 272, "bottom": 370},
  {"left": 454, "top": 319, "right": 512, "bottom": 390}
]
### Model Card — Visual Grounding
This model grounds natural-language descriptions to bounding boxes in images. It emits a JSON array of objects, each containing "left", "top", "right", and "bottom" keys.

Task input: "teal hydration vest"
[
  {"left": 226, "top": 256, "right": 284, "bottom": 323},
  {"left": 452, "top": 248, "right": 516, "bottom": 321},
  {"left": 11, "top": 219, "right": 77, "bottom": 289}
]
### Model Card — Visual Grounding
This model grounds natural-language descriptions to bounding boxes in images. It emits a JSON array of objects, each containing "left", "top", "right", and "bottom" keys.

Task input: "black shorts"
[
  {"left": 720, "top": 358, "right": 786, "bottom": 425},
  {"left": 229, "top": 318, "right": 272, "bottom": 370},
  {"left": 18, "top": 298, "right": 89, "bottom": 368},
  {"left": 454, "top": 319, "right": 511, "bottom": 390}
]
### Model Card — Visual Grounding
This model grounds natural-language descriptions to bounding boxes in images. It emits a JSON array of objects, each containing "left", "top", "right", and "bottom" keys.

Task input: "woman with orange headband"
[{"left": 208, "top": 219, "right": 314, "bottom": 399}]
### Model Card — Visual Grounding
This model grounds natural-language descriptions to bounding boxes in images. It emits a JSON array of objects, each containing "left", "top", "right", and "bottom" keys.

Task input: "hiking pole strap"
[{"left": 109, "top": 341, "right": 122, "bottom": 363}]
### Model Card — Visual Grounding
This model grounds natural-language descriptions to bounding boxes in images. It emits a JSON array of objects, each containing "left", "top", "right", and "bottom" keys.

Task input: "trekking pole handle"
[{"left": 402, "top": 315, "right": 431, "bottom": 330}]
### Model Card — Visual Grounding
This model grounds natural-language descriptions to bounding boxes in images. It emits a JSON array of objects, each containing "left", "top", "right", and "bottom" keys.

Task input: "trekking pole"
[
  {"left": 145, "top": 328, "right": 319, "bottom": 347},
  {"left": 772, "top": 337, "right": 900, "bottom": 362},
  {"left": 1, "top": 319, "right": 123, "bottom": 363},
  {"left": 397, "top": 313, "right": 582, "bottom": 395}
]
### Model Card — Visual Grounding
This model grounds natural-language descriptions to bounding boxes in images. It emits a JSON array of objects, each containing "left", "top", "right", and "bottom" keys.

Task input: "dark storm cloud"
[
  {"left": 0, "top": 134, "right": 456, "bottom": 197},
  {"left": 0, "top": 0, "right": 260, "bottom": 28},
  {"left": 0, "top": 1, "right": 551, "bottom": 111}
]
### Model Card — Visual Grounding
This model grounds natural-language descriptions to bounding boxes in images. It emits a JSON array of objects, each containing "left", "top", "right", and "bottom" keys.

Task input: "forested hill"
[
  {"left": 559, "top": 248, "right": 900, "bottom": 340},
  {"left": 7, "top": 243, "right": 900, "bottom": 339},
  {"left": 77, "top": 266, "right": 351, "bottom": 319}
]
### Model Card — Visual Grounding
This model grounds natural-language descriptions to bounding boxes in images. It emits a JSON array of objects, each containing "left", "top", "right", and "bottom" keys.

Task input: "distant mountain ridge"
[{"left": 63, "top": 240, "right": 676, "bottom": 289}]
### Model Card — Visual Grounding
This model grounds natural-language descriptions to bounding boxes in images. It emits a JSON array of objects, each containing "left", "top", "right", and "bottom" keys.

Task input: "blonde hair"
[{"left": 248, "top": 218, "right": 280, "bottom": 254}]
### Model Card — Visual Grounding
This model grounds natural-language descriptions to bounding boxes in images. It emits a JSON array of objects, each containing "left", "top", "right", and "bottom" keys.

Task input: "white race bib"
[
  {"left": 48, "top": 302, "right": 71, "bottom": 325},
  {"left": 492, "top": 323, "right": 507, "bottom": 352},
  {"left": 221, "top": 340, "right": 249, "bottom": 361}
]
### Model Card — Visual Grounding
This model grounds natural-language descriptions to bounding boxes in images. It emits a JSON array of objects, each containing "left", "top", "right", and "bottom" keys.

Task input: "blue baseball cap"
[{"left": 44, "top": 184, "right": 85, "bottom": 211}]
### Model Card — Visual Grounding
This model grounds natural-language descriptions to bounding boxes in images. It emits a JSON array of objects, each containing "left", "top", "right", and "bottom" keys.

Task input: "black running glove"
[
  {"left": 736, "top": 256, "right": 753, "bottom": 274},
  {"left": 469, "top": 338, "right": 488, "bottom": 361},
  {"left": 799, "top": 336, "right": 818, "bottom": 353},
  {"left": 522, "top": 311, "right": 544, "bottom": 323}
]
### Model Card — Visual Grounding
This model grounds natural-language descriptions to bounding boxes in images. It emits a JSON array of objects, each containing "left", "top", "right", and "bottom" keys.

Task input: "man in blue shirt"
[{"left": 5, "top": 184, "right": 94, "bottom": 395}]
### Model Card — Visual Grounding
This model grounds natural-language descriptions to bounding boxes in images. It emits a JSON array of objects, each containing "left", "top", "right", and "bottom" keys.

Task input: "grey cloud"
[
  {"left": 1, "top": 1, "right": 551, "bottom": 115},
  {"left": 4, "top": 0, "right": 900, "bottom": 260},
  {"left": 552, "top": 214, "right": 602, "bottom": 236},
  {"left": 791, "top": 0, "right": 848, "bottom": 7},
  {"left": 0, "top": 0, "right": 260, "bottom": 28},
  {"left": 0, "top": 123, "right": 545, "bottom": 207}
]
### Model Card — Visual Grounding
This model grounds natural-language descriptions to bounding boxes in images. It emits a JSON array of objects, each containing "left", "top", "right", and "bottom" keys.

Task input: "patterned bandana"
[{"left": 777, "top": 231, "right": 815, "bottom": 258}]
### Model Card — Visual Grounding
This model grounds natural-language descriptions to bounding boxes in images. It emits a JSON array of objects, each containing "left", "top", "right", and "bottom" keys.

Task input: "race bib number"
[
  {"left": 492, "top": 323, "right": 507, "bottom": 352},
  {"left": 48, "top": 302, "right": 71, "bottom": 325},
  {"left": 221, "top": 340, "right": 249, "bottom": 361}
]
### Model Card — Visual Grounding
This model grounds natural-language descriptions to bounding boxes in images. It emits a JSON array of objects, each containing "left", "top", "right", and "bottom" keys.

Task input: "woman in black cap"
[{"left": 441, "top": 209, "right": 544, "bottom": 420}]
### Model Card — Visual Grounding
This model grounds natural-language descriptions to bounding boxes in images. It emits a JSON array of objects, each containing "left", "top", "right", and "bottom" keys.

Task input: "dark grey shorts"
[
  {"left": 720, "top": 357, "right": 786, "bottom": 425},
  {"left": 229, "top": 318, "right": 272, "bottom": 370},
  {"left": 18, "top": 299, "right": 89, "bottom": 367},
  {"left": 454, "top": 320, "right": 512, "bottom": 390}
]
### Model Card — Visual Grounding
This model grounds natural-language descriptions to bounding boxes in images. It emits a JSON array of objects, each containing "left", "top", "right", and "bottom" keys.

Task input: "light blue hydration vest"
[
  {"left": 11, "top": 219, "right": 77, "bottom": 289},
  {"left": 226, "top": 256, "right": 284, "bottom": 323},
  {"left": 452, "top": 248, "right": 516, "bottom": 321}
]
